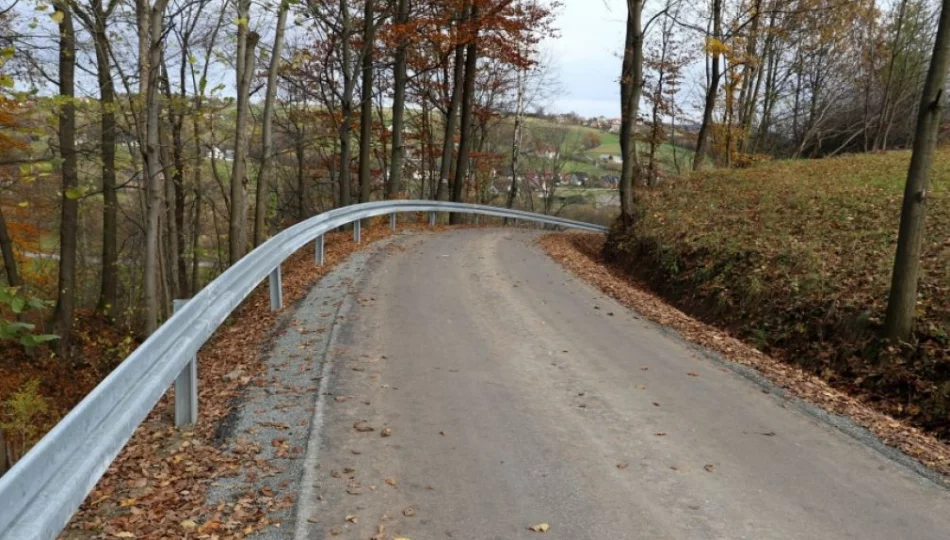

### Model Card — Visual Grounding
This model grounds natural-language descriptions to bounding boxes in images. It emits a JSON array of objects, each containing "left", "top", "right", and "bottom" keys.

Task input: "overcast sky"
[{"left": 543, "top": 0, "right": 628, "bottom": 119}]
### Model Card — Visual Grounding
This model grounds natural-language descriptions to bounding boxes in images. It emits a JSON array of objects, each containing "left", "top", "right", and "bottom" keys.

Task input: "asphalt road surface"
[{"left": 293, "top": 229, "right": 950, "bottom": 540}]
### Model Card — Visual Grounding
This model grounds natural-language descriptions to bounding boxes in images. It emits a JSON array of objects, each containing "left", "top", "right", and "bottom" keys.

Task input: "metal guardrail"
[{"left": 0, "top": 201, "right": 607, "bottom": 539}]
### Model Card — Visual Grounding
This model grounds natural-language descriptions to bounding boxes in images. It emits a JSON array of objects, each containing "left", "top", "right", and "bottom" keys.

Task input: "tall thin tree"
[
  {"left": 883, "top": 0, "right": 950, "bottom": 341},
  {"left": 619, "top": 0, "right": 644, "bottom": 224},
  {"left": 387, "top": 0, "right": 410, "bottom": 199},
  {"left": 255, "top": 0, "right": 290, "bottom": 246},
  {"left": 51, "top": 0, "right": 79, "bottom": 355}
]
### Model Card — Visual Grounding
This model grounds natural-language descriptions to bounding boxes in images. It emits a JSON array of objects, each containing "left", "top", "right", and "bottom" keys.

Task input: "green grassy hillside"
[{"left": 605, "top": 149, "right": 950, "bottom": 438}]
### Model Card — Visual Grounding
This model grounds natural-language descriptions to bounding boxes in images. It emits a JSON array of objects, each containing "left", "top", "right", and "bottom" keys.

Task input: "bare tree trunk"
[
  {"left": 693, "top": 0, "right": 722, "bottom": 171},
  {"left": 339, "top": 0, "right": 355, "bottom": 208},
  {"left": 619, "top": 0, "right": 644, "bottom": 224},
  {"left": 0, "top": 425, "right": 7, "bottom": 475},
  {"left": 296, "top": 135, "right": 307, "bottom": 219},
  {"left": 0, "top": 205, "right": 20, "bottom": 288},
  {"left": 254, "top": 0, "right": 289, "bottom": 246},
  {"left": 142, "top": 0, "right": 171, "bottom": 335},
  {"left": 159, "top": 59, "right": 180, "bottom": 300},
  {"left": 387, "top": 0, "right": 410, "bottom": 199},
  {"left": 883, "top": 0, "right": 950, "bottom": 341},
  {"left": 72, "top": 0, "right": 120, "bottom": 315},
  {"left": 358, "top": 0, "right": 376, "bottom": 204},
  {"left": 450, "top": 3, "right": 478, "bottom": 224},
  {"left": 190, "top": 184, "right": 201, "bottom": 292},
  {"left": 52, "top": 1, "right": 78, "bottom": 356},
  {"left": 229, "top": 0, "right": 258, "bottom": 265},
  {"left": 506, "top": 65, "right": 526, "bottom": 211},
  {"left": 437, "top": 7, "right": 469, "bottom": 202}
]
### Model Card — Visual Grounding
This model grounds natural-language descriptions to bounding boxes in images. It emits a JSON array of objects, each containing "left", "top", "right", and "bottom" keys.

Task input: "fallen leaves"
[
  {"left": 704, "top": 464, "right": 716, "bottom": 473},
  {"left": 616, "top": 462, "right": 629, "bottom": 470},
  {"left": 63, "top": 227, "right": 405, "bottom": 539},
  {"left": 528, "top": 523, "right": 551, "bottom": 532},
  {"left": 403, "top": 507, "right": 416, "bottom": 517},
  {"left": 353, "top": 421, "right": 375, "bottom": 432},
  {"left": 381, "top": 427, "right": 393, "bottom": 437}
]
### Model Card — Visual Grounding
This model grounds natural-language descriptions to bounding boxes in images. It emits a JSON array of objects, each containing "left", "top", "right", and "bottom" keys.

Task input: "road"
[{"left": 293, "top": 229, "right": 950, "bottom": 540}]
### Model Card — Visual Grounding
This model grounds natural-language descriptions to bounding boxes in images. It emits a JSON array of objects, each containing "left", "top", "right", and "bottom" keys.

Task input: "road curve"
[{"left": 295, "top": 228, "right": 950, "bottom": 540}]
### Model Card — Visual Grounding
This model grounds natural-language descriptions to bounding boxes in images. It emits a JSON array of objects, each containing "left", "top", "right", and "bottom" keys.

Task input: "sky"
[{"left": 543, "top": 0, "right": 628, "bottom": 119}]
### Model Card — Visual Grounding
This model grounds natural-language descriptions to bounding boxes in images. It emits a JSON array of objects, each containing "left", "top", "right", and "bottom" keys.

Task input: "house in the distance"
[{"left": 600, "top": 175, "right": 620, "bottom": 189}]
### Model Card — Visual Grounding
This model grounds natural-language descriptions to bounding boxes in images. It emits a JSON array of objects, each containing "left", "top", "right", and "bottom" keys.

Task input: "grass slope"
[{"left": 605, "top": 149, "right": 950, "bottom": 438}]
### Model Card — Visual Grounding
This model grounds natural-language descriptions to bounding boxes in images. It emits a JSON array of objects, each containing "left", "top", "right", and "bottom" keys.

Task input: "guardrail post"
[
  {"left": 269, "top": 265, "right": 283, "bottom": 311},
  {"left": 315, "top": 234, "right": 324, "bottom": 266},
  {"left": 353, "top": 219, "right": 361, "bottom": 243},
  {"left": 429, "top": 211, "right": 436, "bottom": 227},
  {"left": 474, "top": 214, "right": 479, "bottom": 225},
  {"left": 390, "top": 212, "right": 397, "bottom": 230},
  {"left": 172, "top": 300, "right": 198, "bottom": 427}
]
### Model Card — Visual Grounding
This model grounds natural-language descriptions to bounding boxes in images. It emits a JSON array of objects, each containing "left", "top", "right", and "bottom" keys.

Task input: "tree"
[
  {"left": 255, "top": 0, "right": 290, "bottom": 246},
  {"left": 883, "top": 0, "right": 950, "bottom": 341},
  {"left": 436, "top": 2, "right": 470, "bottom": 202},
  {"left": 141, "top": 0, "right": 172, "bottom": 335},
  {"left": 229, "top": 0, "right": 259, "bottom": 264},
  {"left": 451, "top": 2, "right": 480, "bottom": 223},
  {"left": 692, "top": 0, "right": 722, "bottom": 171},
  {"left": 357, "top": 0, "right": 377, "bottom": 204},
  {"left": 0, "top": 97, "right": 24, "bottom": 289},
  {"left": 50, "top": 0, "right": 79, "bottom": 356},
  {"left": 581, "top": 131, "right": 601, "bottom": 150},
  {"left": 386, "top": 0, "right": 410, "bottom": 199},
  {"left": 619, "top": 0, "right": 645, "bottom": 224},
  {"left": 71, "top": 0, "right": 120, "bottom": 316}
]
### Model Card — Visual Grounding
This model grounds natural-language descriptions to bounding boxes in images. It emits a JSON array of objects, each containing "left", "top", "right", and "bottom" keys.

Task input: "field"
[
  {"left": 604, "top": 149, "right": 950, "bottom": 438},
  {"left": 520, "top": 116, "right": 694, "bottom": 180}
]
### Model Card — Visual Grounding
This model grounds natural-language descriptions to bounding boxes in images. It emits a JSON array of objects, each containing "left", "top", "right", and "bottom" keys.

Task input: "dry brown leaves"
[
  {"left": 62, "top": 224, "right": 434, "bottom": 539},
  {"left": 539, "top": 232, "right": 950, "bottom": 480}
]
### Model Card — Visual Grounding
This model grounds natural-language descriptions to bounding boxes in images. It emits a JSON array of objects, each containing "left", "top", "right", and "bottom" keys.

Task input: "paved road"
[{"left": 294, "top": 229, "right": 950, "bottom": 540}]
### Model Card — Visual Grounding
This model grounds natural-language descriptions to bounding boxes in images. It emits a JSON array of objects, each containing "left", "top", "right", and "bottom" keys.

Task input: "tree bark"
[
  {"left": 142, "top": 0, "right": 171, "bottom": 335},
  {"left": 0, "top": 204, "right": 20, "bottom": 288},
  {"left": 229, "top": 0, "right": 258, "bottom": 265},
  {"left": 450, "top": 3, "right": 478, "bottom": 224},
  {"left": 72, "top": 0, "right": 119, "bottom": 315},
  {"left": 338, "top": 0, "right": 355, "bottom": 208},
  {"left": 693, "top": 0, "right": 722, "bottom": 171},
  {"left": 506, "top": 65, "right": 526, "bottom": 211},
  {"left": 358, "top": 0, "right": 376, "bottom": 204},
  {"left": 436, "top": 6, "right": 469, "bottom": 202},
  {"left": 883, "top": 0, "right": 950, "bottom": 341},
  {"left": 619, "top": 0, "right": 644, "bottom": 224},
  {"left": 254, "top": 0, "right": 289, "bottom": 246},
  {"left": 387, "top": 0, "right": 410, "bottom": 199},
  {"left": 52, "top": 1, "right": 79, "bottom": 356}
]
